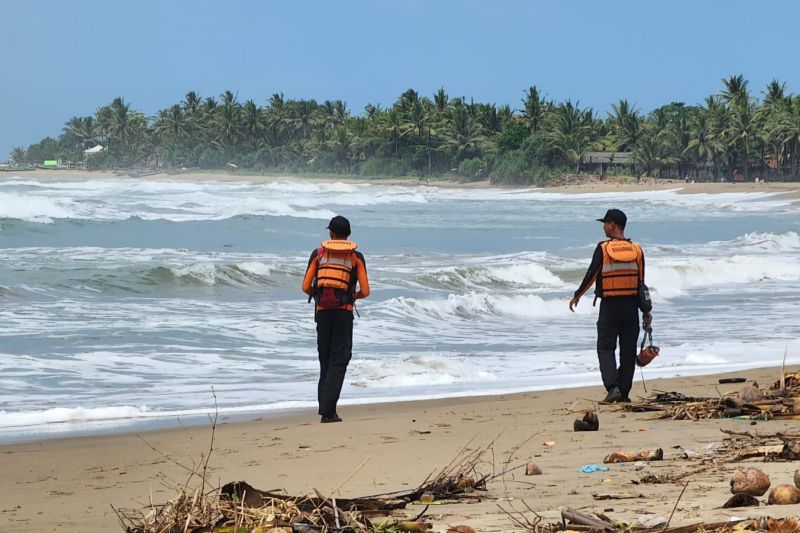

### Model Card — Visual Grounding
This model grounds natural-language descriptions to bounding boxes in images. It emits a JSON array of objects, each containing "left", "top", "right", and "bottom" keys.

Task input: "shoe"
[
  {"left": 321, "top": 414, "right": 342, "bottom": 423},
  {"left": 601, "top": 387, "right": 622, "bottom": 404},
  {"left": 617, "top": 396, "right": 631, "bottom": 404}
]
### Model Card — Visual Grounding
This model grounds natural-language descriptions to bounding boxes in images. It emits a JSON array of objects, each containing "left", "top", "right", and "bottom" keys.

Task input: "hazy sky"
[{"left": 3, "top": 0, "right": 800, "bottom": 159}]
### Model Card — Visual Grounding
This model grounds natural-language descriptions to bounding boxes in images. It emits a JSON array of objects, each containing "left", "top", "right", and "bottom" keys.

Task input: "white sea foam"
[
  {"left": 720, "top": 231, "right": 800, "bottom": 253},
  {"left": 0, "top": 405, "right": 151, "bottom": 428},
  {"left": 384, "top": 293, "right": 573, "bottom": 319},
  {"left": 2, "top": 179, "right": 795, "bottom": 225},
  {"left": 350, "top": 353, "right": 498, "bottom": 388},
  {"left": 0, "top": 192, "right": 75, "bottom": 223},
  {"left": 649, "top": 255, "right": 800, "bottom": 298}
]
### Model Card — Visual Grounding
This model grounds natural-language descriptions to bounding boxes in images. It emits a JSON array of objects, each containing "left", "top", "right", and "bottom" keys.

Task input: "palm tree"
[
  {"left": 241, "top": 99, "right": 263, "bottom": 150},
  {"left": 9, "top": 147, "right": 25, "bottom": 164},
  {"left": 63, "top": 116, "right": 99, "bottom": 150},
  {"left": 183, "top": 91, "right": 202, "bottom": 113},
  {"left": 763, "top": 80, "right": 787, "bottom": 108},
  {"left": 772, "top": 97, "right": 800, "bottom": 176},
  {"left": 327, "top": 125, "right": 356, "bottom": 172},
  {"left": 726, "top": 98, "right": 760, "bottom": 174},
  {"left": 521, "top": 85, "right": 545, "bottom": 133},
  {"left": 719, "top": 75, "right": 749, "bottom": 107},
  {"left": 433, "top": 87, "right": 448, "bottom": 113},
  {"left": 380, "top": 108, "right": 403, "bottom": 155},
  {"left": 440, "top": 105, "right": 485, "bottom": 162},
  {"left": 607, "top": 99, "right": 641, "bottom": 151},
  {"left": 684, "top": 112, "right": 725, "bottom": 177},
  {"left": 633, "top": 133, "right": 677, "bottom": 178},
  {"left": 545, "top": 100, "right": 594, "bottom": 170}
]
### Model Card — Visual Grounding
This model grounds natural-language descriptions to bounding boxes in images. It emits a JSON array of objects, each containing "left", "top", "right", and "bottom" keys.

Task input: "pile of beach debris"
[
  {"left": 625, "top": 372, "right": 800, "bottom": 421},
  {"left": 529, "top": 507, "right": 800, "bottom": 533},
  {"left": 114, "top": 442, "right": 490, "bottom": 532}
]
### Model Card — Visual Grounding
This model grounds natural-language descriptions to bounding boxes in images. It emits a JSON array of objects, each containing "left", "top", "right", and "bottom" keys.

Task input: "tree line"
[{"left": 11, "top": 75, "right": 800, "bottom": 184}]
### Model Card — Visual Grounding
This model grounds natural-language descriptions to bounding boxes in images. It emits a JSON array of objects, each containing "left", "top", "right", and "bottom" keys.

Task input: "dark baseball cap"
[
  {"left": 596, "top": 208, "right": 627, "bottom": 227},
  {"left": 326, "top": 215, "right": 351, "bottom": 237}
]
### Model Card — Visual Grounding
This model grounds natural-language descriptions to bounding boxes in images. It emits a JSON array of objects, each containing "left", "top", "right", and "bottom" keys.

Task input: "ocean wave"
[
  {"left": 419, "top": 262, "right": 567, "bottom": 291},
  {"left": 719, "top": 231, "right": 800, "bottom": 252},
  {"left": 350, "top": 353, "right": 498, "bottom": 388},
  {"left": 0, "top": 192, "right": 76, "bottom": 223},
  {"left": 381, "top": 293, "right": 572, "bottom": 320},
  {"left": 149, "top": 261, "right": 275, "bottom": 287},
  {"left": 649, "top": 255, "right": 800, "bottom": 298}
]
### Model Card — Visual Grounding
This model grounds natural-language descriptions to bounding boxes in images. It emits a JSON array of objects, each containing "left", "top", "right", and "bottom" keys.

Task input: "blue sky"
[{"left": 3, "top": 0, "right": 800, "bottom": 160}]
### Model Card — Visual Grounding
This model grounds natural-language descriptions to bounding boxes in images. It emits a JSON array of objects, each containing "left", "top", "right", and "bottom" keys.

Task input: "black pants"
[
  {"left": 596, "top": 296, "right": 640, "bottom": 397},
  {"left": 316, "top": 309, "right": 353, "bottom": 418}
]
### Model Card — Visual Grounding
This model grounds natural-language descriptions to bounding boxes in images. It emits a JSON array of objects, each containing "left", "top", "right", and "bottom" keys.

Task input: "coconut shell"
[
  {"left": 456, "top": 476, "right": 476, "bottom": 489},
  {"left": 730, "top": 468, "right": 770, "bottom": 496},
  {"left": 794, "top": 468, "right": 800, "bottom": 489},
  {"left": 768, "top": 484, "right": 800, "bottom": 505},
  {"left": 604, "top": 451, "right": 636, "bottom": 463},
  {"left": 781, "top": 440, "right": 800, "bottom": 460},
  {"left": 525, "top": 463, "right": 542, "bottom": 475},
  {"left": 738, "top": 382, "right": 763, "bottom": 403},
  {"left": 636, "top": 448, "right": 664, "bottom": 461}
]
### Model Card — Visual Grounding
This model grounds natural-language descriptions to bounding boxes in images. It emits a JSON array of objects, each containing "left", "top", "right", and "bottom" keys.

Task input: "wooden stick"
[
  {"left": 663, "top": 481, "right": 690, "bottom": 532},
  {"left": 561, "top": 507, "right": 614, "bottom": 531},
  {"left": 781, "top": 346, "right": 788, "bottom": 391}
]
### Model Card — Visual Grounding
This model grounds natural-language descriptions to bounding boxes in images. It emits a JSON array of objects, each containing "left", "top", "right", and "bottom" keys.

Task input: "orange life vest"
[
  {"left": 314, "top": 240, "right": 358, "bottom": 308},
  {"left": 599, "top": 239, "right": 643, "bottom": 298}
]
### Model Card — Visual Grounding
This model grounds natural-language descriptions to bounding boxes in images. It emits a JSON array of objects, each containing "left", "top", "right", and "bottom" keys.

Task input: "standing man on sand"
[
  {"left": 302, "top": 215, "right": 370, "bottom": 423},
  {"left": 569, "top": 209, "right": 653, "bottom": 403}
]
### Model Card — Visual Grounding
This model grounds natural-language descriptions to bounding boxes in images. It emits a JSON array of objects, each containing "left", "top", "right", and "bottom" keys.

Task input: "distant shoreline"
[{"left": 4, "top": 168, "right": 800, "bottom": 199}]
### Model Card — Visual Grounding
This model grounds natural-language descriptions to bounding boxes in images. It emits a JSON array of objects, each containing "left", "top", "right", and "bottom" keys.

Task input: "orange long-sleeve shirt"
[{"left": 302, "top": 245, "right": 370, "bottom": 312}]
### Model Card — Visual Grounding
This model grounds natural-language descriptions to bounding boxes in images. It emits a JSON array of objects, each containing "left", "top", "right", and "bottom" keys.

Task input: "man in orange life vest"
[
  {"left": 302, "top": 215, "right": 370, "bottom": 423},
  {"left": 569, "top": 209, "right": 653, "bottom": 403}
]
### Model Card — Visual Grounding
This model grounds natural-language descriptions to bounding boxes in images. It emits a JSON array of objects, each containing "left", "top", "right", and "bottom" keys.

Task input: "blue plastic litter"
[{"left": 580, "top": 464, "right": 610, "bottom": 473}]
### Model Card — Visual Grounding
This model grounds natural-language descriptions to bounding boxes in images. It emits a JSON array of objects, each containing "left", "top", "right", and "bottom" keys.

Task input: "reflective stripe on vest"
[
  {"left": 600, "top": 240, "right": 640, "bottom": 297},
  {"left": 316, "top": 240, "right": 357, "bottom": 292}
]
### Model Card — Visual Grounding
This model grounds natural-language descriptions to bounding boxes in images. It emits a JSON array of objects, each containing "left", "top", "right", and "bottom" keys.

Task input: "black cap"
[
  {"left": 596, "top": 208, "right": 627, "bottom": 227},
  {"left": 326, "top": 215, "right": 351, "bottom": 237}
]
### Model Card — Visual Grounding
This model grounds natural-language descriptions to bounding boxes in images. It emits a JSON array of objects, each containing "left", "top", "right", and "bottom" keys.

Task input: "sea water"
[{"left": 1, "top": 177, "right": 799, "bottom": 443}]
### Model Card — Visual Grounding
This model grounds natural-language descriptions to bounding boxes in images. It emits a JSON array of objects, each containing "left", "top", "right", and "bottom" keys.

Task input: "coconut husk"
[
  {"left": 722, "top": 493, "right": 760, "bottom": 508},
  {"left": 738, "top": 382, "right": 763, "bottom": 403},
  {"left": 768, "top": 484, "right": 800, "bottom": 505},
  {"left": 795, "top": 468, "right": 800, "bottom": 489},
  {"left": 730, "top": 468, "right": 770, "bottom": 496},
  {"left": 780, "top": 439, "right": 800, "bottom": 460},
  {"left": 525, "top": 463, "right": 542, "bottom": 476},
  {"left": 604, "top": 448, "right": 663, "bottom": 463}
]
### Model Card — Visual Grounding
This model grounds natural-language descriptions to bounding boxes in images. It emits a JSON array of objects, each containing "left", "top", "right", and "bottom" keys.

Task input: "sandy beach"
[{"left": 2, "top": 364, "right": 799, "bottom": 532}]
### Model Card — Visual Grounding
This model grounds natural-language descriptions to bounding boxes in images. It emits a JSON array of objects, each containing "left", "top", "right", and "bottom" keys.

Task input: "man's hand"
[
  {"left": 643, "top": 312, "right": 653, "bottom": 328},
  {"left": 569, "top": 296, "right": 579, "bottom": 312}
]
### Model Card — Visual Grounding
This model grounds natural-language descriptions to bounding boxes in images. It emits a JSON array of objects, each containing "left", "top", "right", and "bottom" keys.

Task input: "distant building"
[
  {"left": 84, "top": 145, "right": 105, "bottom": 157},
  {"left": 580, "top": 151, "right": 633, "bottom": 175}
]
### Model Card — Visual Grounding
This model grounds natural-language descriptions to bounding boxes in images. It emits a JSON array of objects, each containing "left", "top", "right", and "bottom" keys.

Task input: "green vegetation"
[{"left": 12, "top": 76, "right": 800, "bottom": 183}]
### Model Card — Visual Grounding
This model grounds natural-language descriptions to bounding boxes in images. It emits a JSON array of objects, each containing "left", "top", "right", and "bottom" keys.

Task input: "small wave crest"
[
  {"left": 723, "top": 231, "right": 800, "bottom": 252},
  {"left": 649, "top": 255, "right": 800, "bottom": 298},
  {"left": 149, "top": 261, "right": 274, "bottom": 287},
  {"left": 382, "top": 292, "right": 570, "bottom": 320},
  {"left": 0, "top": 192, "right": 75, "bottom": 223},
  {"left": 0, "top": 405, "right": 150, "bottom": 429},
  {"left": 420, "top": 262, "right": 567, "bottom": 291},
  {"left": 350, "top": 353, "right": 498, "bottom": 388}
]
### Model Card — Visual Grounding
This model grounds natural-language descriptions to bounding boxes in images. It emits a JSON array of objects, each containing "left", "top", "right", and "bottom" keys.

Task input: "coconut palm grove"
[{"left": 10, "top": 75, "right": 800, "bottom": 184}]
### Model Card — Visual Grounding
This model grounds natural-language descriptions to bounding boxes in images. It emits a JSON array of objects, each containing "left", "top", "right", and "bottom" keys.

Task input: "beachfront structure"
[{"left": 580, "top": 151, "right": 633, "bottom": 176}]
